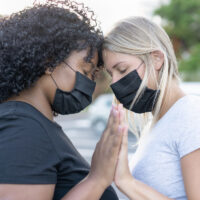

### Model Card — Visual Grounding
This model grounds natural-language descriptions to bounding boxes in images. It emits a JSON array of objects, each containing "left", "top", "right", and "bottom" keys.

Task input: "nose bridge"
[
  {"left": 111, "top": 78, "right": 116, "bottom": 85},
  {"left": 111, "top": 74, "right": 119, "bottom": 84}
]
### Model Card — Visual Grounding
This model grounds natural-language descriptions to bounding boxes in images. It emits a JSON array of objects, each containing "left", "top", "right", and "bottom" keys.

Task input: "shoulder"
[
  {"left": 162, "top": 95, "right": 200, "bottom": 129},
  {"left": 176, "top": 95, "right": 200, "bottom": 129},
  {"left": 152, "top": 95, "right": 200, "bottom": 151},
  {"left": 163, "top": 95, "right": 200, "bottom": 137},
  {"left": 0, "top": 101, "right": 53, "bottom": 141},
  {"left": 0, "top": 112, "right": 48, "bottom": 139},
  {"left": 0, "top": 105, "right": 59, "bottom": 184},
  {"left": 0, "top": 106, "right": 54, "bottom": 155},
  {"left": 172, "top": 95, "right": 200, "bottom": 158},
  {"left": 180, "top": 95, "right": 200, "bottom": 113}
]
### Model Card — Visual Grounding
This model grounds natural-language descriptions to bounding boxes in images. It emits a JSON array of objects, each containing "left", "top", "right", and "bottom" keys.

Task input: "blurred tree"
[
  {"left": 154, "top": 0, "right": 200, "bottom": 81},
  {"left": 179, "top": 44, "right": 200, "bottom": 81}
]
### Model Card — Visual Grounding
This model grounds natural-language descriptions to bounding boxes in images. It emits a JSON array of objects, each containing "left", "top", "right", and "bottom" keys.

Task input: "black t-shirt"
[{"left": 0, "top": 101, "right": 118, "bottom": 200}]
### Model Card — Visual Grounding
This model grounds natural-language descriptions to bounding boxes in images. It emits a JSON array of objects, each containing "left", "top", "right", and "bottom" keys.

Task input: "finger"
[
  {"left": 107, "top": 106, "right": 114, "bottom": 127},
  {"left": 111, "top": 108, "right": 120, "bottom": 135},
  {"left": 107, "top": 104, "right": 117, "bottom": 127},
  {"left": 119, "top": 125, "right": 129, "bottom": 158},
  {"left": 110, "top": 125, "right": 124, "bottom": 156},
  {"left": 117, "top": 104, "right": 126, "bottom": 125},
  {"left": 119, "top": 108, "right": 125, "bottom": 126},
  {"left": 103, "top": 107, "right": 119, "bottom": 142}
]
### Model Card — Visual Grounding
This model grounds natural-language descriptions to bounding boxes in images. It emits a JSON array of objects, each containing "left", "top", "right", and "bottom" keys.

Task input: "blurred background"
[{"left": 1, "top": 0, "right": 200, "bottom": 199}]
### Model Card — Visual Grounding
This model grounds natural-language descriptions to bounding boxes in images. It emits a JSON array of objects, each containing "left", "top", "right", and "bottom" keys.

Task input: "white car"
[
  {"left": 88, "top": 93, "right": 113, "bottom": 133},
  {"left": 180, "top": 82, "right": 200, "bottom": 96}
]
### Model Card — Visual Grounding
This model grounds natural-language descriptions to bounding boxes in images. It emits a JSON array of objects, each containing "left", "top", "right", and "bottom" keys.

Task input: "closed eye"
[
  {"left": 83, "top": 70, "right": 89, "bottom": 76},
  {"left": 119, "top": 69, "right": 127, "bottom": 74},
  {"left": 116, "top": 64, "right": 129, "bottom": 75}
]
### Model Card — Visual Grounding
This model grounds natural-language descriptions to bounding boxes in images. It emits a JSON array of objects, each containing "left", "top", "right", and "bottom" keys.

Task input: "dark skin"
[
  {"left": 7, "top": 49, "right": 98, "bottom": 121},
  {"left": 1, "top": 49, "right": 127, "bottom": 200}
]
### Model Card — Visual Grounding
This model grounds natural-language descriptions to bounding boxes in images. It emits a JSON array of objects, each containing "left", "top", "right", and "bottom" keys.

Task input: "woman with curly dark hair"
[{"left": 0, "top": 0, "right": 126, "bottom": 199}]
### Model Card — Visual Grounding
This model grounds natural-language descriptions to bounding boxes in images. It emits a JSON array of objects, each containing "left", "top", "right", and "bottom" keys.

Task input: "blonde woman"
[{"left": 102, "top": 17, "right": 200, "bottom": 200}]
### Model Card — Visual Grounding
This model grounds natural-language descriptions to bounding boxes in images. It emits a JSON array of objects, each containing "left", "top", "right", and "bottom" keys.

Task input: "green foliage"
[
  {"left": 154, "top": 0, "right": 200, "bottom": 81},
  {"left": 180, "top": 44, "right": 200, "bottom": 72},
  {"left": 179, "top": 44, "right": 200, "bottom": 81},
  {"left": 155, "top": 0, "right": 200, "bottom": 49}
]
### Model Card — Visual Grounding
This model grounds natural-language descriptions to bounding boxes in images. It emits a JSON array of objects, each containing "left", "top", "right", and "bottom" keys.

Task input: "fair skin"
[
  {"left": 103, "top": 49, "right": 200, "bottom": 200},
  {"left": 0, "top": 49, "right": 128, "bottom": 200}
]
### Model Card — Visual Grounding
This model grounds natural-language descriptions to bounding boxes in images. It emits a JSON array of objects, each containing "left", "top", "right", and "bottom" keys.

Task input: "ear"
[
  {"left": 45, "top": 67, "right": 54, "bottom": 75},
  {"left": 151, "top": 50, "right": 164, "bottom": 71}
]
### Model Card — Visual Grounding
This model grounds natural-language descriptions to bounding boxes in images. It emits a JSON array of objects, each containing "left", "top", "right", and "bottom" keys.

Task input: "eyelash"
[
  {"left": 83, "top": 70, "right": 89, "bottom": 76},
  {"left": 84, "top": 70, "right": 96, "bottom": 81},
  {"left": 119, "top": 69, "right": 127, "bottom": 74}
]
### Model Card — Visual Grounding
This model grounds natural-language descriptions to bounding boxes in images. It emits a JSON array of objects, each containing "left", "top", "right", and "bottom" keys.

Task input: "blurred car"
[
  {"left": 88, "top": 82, "right": 200, "bottom": 133},
  {"left": 180, "top": 82, "right": 200, "bottom": 96},
  {"left": 88, "top": 93, "right": 113, "bottom": 133}
]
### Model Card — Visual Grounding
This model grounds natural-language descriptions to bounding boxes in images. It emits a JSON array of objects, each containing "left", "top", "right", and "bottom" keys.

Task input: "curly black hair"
[{"left": 0, "top": 0, "right": 103, "bottom": 103}]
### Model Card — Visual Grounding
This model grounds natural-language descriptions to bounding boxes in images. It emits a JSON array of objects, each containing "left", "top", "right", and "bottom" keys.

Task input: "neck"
[
  {"left": 154, "top": 80, "right": 186, "bottom": 120},
  {"left": 6, "top": 87, "right": 54, "bottom": 121}
]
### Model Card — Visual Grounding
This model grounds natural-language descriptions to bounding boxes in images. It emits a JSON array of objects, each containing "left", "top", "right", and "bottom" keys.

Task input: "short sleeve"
[
  {"left": 177, "top": 116, "right": 200, "bottom": 159},
  {"left": 0, "top": 116, "right": 59, "bottom": 184},
  {"left": 100, "top": 186, "right": 119, "bottom": 200}
]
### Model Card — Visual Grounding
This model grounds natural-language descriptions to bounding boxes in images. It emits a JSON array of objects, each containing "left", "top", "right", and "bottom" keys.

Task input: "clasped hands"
[{"left": 89, "top": 104, "right": 133, "bottom": 192}]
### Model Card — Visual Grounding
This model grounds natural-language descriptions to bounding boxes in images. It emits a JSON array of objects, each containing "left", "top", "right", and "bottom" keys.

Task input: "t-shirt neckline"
[{"left": 1, "top": 100, "right": 62, "bottom": 129}]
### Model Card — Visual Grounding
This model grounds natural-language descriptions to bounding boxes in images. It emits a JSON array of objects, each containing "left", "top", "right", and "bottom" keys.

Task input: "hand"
[
  {"left": 114, "top": 119, "right": 133, "bottom": 191},
  {"left": 88, "top": 104, "right": 125, "bottom": 189}
]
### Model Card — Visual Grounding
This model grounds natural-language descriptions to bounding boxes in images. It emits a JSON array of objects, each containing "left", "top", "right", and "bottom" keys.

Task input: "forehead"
[
  {"left": 68, "top": 49, "right": 99, "bottom": 67},
  {"left": 102, "top": 50, "right": 133, "bottom": 69}
]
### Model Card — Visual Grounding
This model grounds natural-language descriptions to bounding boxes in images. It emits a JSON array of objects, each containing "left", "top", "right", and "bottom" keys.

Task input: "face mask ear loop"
[
  {"left": 63, "top": 61, "right": 76, "bottom": 73},
  {"left": 50, "top": 74, "right": 59, "bottom": 89}
]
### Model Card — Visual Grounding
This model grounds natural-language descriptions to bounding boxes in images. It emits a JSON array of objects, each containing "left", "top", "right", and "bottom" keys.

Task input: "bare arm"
[
  {"left": 0, "top": 180, "right": 104, "bottom": 200},
  {"left": 116, "top": 177, "right": 173, "bottom": 200},
  {"left": 0, "top": 184, "right": 55, "bottom": 200},
  {"left": 62, "top": 104, "right": 125, "bottom": 200},
  {"left": 181, "top": 149, "right": 200, "bottom": 200},
  {"left": 61, "top": 176, "right": 106, "bottom": 200}
]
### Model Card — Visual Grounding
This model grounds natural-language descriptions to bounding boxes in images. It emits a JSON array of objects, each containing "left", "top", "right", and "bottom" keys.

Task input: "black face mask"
[
  {"left": 51, "top": 63, "right": 96, "bottom": 115},
  {"left": 110, "top": 63, "right": 160, "bottom": 114}
]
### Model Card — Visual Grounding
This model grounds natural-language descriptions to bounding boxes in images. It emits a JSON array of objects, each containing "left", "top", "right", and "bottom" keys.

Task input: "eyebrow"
[
  {"left": 106, "top": 61, "right": 125, "bottom": 75},
  {"left": 82, "top": 61, "right": 94, "bottom": 72}
]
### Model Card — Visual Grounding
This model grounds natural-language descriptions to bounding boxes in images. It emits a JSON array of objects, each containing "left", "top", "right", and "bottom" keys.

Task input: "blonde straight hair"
[{"left": 103, "top": 17, "right": 180, "bottom": 138}]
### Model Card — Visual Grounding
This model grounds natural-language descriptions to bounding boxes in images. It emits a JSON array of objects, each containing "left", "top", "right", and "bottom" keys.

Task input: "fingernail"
[
  {"left": 119, "top": 104, "right": 123, "bottom": 111},
  {"left": 114, "top": 109, "right": 118, "bottom": 117},
  {"left": 118, "top": 125, "right": 122, "bottom": 132}
]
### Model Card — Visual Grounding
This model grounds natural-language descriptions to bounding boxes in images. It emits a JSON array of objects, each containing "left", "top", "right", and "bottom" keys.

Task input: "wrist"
[
  {"left": 115, "top": 174, "right": 134, "bottom": 191},
  {"left": 87, "top": 172, "right": 109, "bottom": 191},
  {"left": 116, "top": 177, "right": 139, "bottom": 200}
]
